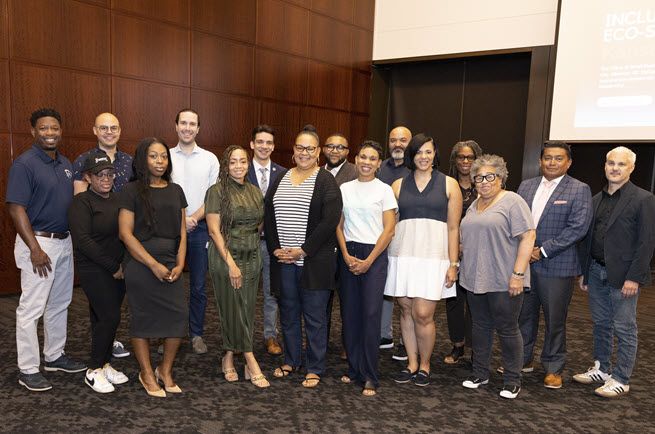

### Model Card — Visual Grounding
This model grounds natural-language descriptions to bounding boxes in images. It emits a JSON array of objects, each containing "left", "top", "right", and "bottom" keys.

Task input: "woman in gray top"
[{"left": 459, "top": 154, "right": 535, "bottom": 399}]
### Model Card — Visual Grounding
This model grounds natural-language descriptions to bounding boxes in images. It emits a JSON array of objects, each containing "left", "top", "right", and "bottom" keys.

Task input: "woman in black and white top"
[{"left": 264, "top": 125, "right": 342, "bottom": 388}]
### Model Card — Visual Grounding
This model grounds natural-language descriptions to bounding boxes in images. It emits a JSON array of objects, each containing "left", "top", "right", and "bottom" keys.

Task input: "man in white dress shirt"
[{"left": 170, "top": 109, "right": 220, "bottom": 354}]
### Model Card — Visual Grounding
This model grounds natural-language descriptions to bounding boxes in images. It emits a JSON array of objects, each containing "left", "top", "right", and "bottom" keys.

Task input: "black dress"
[{"left": 119, "top": 181, "right": 188, "bottom": 338}]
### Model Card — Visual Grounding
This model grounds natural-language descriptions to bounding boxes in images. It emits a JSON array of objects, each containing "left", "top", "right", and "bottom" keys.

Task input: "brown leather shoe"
[
  {"left": 265, "top": 337, "right": 283, "bottom": 355},
  {"left": 544, "top": 373, "right": 562, "bottom": 389}
]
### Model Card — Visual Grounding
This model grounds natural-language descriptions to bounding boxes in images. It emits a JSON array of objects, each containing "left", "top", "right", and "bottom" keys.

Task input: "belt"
[{"left": 34, "top": 231, "right": 70, "bottom": 239}]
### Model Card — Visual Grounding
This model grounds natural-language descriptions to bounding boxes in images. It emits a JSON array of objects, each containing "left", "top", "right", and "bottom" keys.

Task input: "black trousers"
[
  {"left": 445, "top": 281, "right": 472, "bottom": 345},
  {"left": 78, "top": 265, "right": 125, "bottom": 369}
]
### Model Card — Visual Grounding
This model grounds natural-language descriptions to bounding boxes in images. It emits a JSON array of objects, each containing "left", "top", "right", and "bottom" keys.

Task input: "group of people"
[{"left": 7, "top": 107, "right": 654, "bottom": 401}]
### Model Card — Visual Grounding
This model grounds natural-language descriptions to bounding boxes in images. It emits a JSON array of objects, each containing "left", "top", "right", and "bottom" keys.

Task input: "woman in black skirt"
[{"left": 118, "top": 137, "right": 188, "bottom": 398}]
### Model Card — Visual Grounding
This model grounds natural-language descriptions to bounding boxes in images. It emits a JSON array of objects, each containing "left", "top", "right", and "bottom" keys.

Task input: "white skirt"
[{"left": 384, "top": 218, "right": 455, "bottom": 301}]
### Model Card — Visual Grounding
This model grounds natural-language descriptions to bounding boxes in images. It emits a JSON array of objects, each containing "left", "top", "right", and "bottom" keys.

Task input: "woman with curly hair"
[
  {"left": 118, "top": 137, "right": 188, "bottom": 398},
  {"left": 206, "top": 145, "right": 268, "bottom": 388}
]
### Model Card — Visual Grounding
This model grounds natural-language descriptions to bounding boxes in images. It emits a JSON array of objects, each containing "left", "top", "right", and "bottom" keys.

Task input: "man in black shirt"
[
  {"left": 377, "top": 126, "right": 412, "bottom": 361},
  {"left": 574, "top": 146, "right": 655, "bottom": 398}
]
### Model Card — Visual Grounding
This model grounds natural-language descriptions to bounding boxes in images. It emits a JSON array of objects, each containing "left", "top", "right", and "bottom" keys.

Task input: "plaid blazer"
[{"left": 517, "top": 175, "right": 593, "bottom": 277}]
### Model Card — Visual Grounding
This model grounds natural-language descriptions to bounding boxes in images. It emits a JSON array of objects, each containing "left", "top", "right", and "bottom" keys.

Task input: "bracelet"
[
  {"left": 511, "top": 271, "right": 524, "bottom": 279},
  {"left": 450, "top": 261, "right": 460, "bottom": 268}
]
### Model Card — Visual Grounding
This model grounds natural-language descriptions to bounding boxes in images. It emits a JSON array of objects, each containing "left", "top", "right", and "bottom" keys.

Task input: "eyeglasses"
[
  {"left": 325, "top": 144, "right": 348, "bottom": 152},
  {"left": 96, "top": 125, "right": 120, "bottom": 133},
  {"left": 473, "top": 173, "right": 499, "bottom": 183},
  {"left": 93, "top": 171, "right": 116, "bottom": 180},
  {"left": 294, "top": 145, "right": 317, "bottom": 154},
  {"left": 456, "top": 155, "right": 475, "bottom": 162}
]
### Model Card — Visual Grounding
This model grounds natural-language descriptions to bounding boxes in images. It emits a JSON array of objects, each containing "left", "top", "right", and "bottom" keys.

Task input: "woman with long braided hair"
[{"left": 205, "top": 145, "right": 268, "bottom": 388}]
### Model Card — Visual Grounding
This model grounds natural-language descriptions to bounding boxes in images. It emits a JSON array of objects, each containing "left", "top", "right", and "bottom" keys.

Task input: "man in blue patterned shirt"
[{"left": 73, "top": 112, "right": 133, "bottom": 194}]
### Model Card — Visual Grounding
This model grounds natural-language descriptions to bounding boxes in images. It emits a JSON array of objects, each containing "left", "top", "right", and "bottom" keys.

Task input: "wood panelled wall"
[{"left": 0, "top": 0, "right": 375, "bottom": 293}]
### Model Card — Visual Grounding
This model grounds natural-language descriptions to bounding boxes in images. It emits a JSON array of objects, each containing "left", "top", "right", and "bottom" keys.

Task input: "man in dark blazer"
[
  {"left": 516, "top": 141, "right": 593, "bottom": 389},
  {"left": 323, "top": 133, "right": 357, "bottom": 185},
  {"left": 574, "top": 146, "right": 655, "bottom": 398},
  {"left": 322, "top": 132, "right": 357, "bottom": 359},
  {"left": 247, "top": 124, "right": 286, "bottom": 355}
]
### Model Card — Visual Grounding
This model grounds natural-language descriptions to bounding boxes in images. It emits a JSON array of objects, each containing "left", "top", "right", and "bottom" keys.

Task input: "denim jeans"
[
  {"left": 587, "top": 261, "right": 639, "bottom": 385},
  {"left": 187, "top": 220, "right": 209, "bottom": 338},
  {"left": 278, "top": 264, "right": 331, "bottom": 375},
  {"left": 260, "top": 240, "right": 279, "bottom": 339}
]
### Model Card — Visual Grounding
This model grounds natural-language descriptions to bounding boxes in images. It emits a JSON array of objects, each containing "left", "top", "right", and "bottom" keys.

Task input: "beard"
[
  {"left": 326, "top": 157, "right": 346, "bottom": 169},
  {"left": 391, "top": 148, "right": 404, "bottom": 160}
]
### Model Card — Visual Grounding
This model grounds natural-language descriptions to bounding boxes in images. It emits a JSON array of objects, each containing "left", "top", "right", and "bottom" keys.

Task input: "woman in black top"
[
  {"left": 68, "top": 153, "right": 129, "bottom": 394},
  {"left": 444, "top": 140, "right": 483, "bottom": 364},
  {"left": 118, "top": 138, "right": 188, "bottom": 398},
  {"left": 264, "top": 125, "right": 342, "bottom": 388}
]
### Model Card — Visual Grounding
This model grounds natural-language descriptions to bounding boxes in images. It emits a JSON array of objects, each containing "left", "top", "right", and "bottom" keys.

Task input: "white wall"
[{"left": 373, "top": 0, "right": 558, "bottom": 61}]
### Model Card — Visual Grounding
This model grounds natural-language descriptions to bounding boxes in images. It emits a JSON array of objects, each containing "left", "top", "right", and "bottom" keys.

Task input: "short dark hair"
[
  {"left": 405, "top": 133, "right": 438, "bottom": 170},
  {"left": 251, "top": 124, "right": 275, "bottom": 141},
  {"left": 175, "top": 108, "right": 200, "bottom": 126},
  {"left": 541, "top": 141, "right": 571, "bottom": 159},
  {"left": 358, "top": 140, "right": 383, "bottom": 159},
  {"left": 30, "top": 108, "right": 62, "bottom": 127},
  {"left": 326, "top": 132, "right": 347, "bottom": 142}
]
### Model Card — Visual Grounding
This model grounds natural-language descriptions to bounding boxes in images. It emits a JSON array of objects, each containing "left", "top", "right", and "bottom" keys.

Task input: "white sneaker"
[
  {"left": 499, "top": 385, "right": 521, "bottom": 399},
  {"left": 103, "top": 363, "right": 129, "bottom": 385},
  {"left": 85, "top": 368, "right": 115, "bottom": 393},
  {"left": 572, "top": 361, "right": 610, "bottom": 384},
  {"left": 595, "top": 377, "right": 630, "bottom": 398}
]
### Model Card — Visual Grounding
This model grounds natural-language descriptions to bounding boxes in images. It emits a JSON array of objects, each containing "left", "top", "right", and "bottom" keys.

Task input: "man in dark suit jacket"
[
  {"left": 517, "top": 142, "right": 593, "bottom": 390},
  {"left": 323, "top": 133, "right": 357, "bottom": 185},
  {"left": 574, "top": 146, "right": 655, "bottom": 398},
  {"left": 322, "top": 133, "right": 358, "bottom": 359},
  {"left": 247, "top": 124, "right": 286, "bottom": 356}
]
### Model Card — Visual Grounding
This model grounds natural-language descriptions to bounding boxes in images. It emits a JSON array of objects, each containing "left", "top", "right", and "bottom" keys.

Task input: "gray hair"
[
  {"left": 607, "top": 146, "right": 636, "bottom": 165},
  {"left": 471, "top": 154, "right": 509, "bottom": 184}
]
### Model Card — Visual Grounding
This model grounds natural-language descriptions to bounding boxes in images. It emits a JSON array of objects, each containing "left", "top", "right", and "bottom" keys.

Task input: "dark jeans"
[
  {"left": 278, "top": 264, "right": 331, "bottom": 375},
  {"left": 339, "top": 242, "right": 387, "bottom": 387},
  {"left": 519, "top": 273, "right": 573, "bottom": 374},
  {"left": 588, "top": 261, "right": 639, "bottom": 385},
  {"left": 187, "top": 220, "right": 209, "bottom": 338},
  {"left": 445, "top": 281, "right": 472, "bottom": 345},
  {"left": 467, "top": 289, "right": 524, "bottom": 387},
  {"left": 79, "top": 266, "right": 125, "bottom": 369}
]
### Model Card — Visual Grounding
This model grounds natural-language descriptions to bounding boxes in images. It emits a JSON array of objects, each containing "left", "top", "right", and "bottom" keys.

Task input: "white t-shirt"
[{"left": 340, "top": 178, "right": 398, "bottom": 244}]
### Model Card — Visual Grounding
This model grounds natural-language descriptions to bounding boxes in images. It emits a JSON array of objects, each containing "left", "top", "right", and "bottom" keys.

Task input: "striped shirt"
[{"left": 273, "top": 169, "right": 318, "bottom": 266}]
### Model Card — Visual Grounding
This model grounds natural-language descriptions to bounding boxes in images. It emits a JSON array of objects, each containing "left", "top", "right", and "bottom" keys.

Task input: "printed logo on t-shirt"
[{"left": 64, "top": 169, "right": 72, "bottom": 179}]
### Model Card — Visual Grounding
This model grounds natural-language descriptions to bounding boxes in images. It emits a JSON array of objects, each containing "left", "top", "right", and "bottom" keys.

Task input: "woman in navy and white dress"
[{"left": 385, "top": 133, "right": 462, "bottom": 387}]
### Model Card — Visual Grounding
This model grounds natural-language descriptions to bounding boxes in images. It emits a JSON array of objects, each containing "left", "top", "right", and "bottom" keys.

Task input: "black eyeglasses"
[
  {"left": 294, "top": 145, "right": 317, "bottom": 154},
  {"left": 473, "top": 173, "right": 499, "bottom": 183},
  {"left": 93, "top": 171, "right": 116, "bottom": 180},
  {"left": 326, "top": 144, "right": 348, "bottom": 152},
  {"left": 456, "top": 155, "right": 475, "bottom": 162}
]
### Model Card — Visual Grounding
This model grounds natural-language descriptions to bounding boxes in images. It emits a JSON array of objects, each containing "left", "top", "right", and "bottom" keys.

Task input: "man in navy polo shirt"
[
  {"left": 72, "top": 112, "right": 132, "bottom": 359},
  {"left": 7, "top": 108, "right": 86, "bottom": 392}
]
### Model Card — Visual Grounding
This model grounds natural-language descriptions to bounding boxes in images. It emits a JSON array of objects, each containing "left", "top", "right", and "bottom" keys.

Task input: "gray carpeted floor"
[{"left": 0, "top": 275, "right": 654, "bottom": 434}]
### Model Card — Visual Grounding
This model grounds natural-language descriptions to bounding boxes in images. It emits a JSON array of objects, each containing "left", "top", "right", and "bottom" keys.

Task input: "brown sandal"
[
  {"left": 273, "top": 365, "right": 296, "bottom": 378},
  {"left": 362, "top": 380, "right": 377, "bottom": 397}
]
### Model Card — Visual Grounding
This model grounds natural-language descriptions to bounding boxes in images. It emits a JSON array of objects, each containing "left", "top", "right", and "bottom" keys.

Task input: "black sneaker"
[
  {"left": 43, "top": 354, "right": 86, "bottom": 373},
  {"left": 392, "top": 368, "right": 417, "bottom": 384},
  {"left": 500, "top": 385, "right": 521, "bottom": 399},
  {"left": 379, "top": 337, "right": 394, "bottom": 349},
  {"left": 392, "top": 344, "right": 408, "bottom": 361},
  {"left": 18, "top": 372, "right": 52, "bottom": 392},
  {"left": 414, "top": 370, "right": 430, "bottom": 387},
  {"left": 462, "top": 376, "right": 489, "bottom": 389}
]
